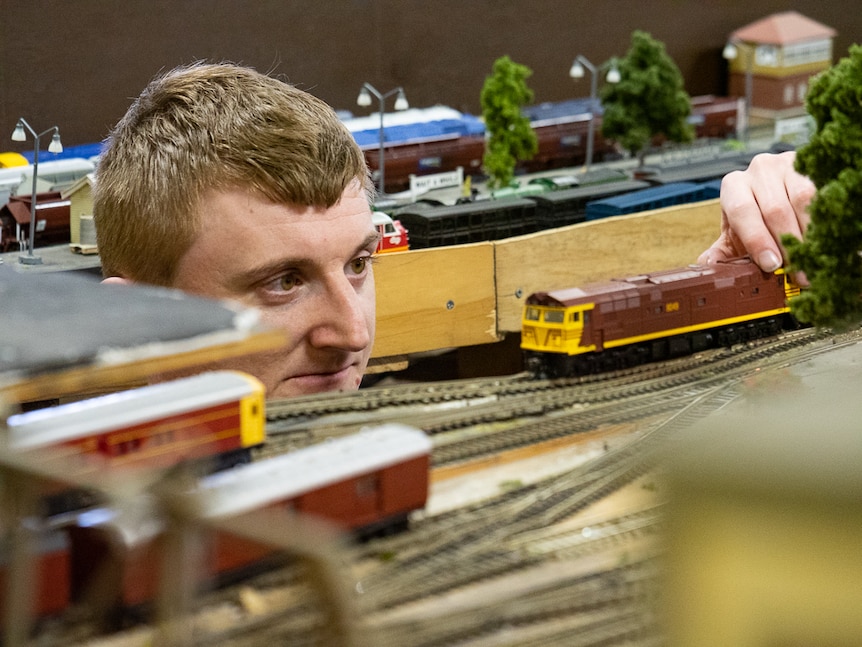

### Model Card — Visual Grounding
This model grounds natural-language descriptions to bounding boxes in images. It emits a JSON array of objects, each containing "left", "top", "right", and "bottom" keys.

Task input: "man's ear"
[{"left": 101, "top": 276, "right": 133, "bottom": 286}]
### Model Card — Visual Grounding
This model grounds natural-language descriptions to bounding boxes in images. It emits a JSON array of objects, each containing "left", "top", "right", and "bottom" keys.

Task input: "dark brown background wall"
[{"left": 1, "top": 1, "right": 858, "bottom": 150}]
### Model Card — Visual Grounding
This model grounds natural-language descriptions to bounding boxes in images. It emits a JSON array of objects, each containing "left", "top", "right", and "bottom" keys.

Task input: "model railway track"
[
  {"left": 354, "top": 385, "right": 739, "bottom": 611},
  {"left": 355, "top": 327, "right": 859, "bottom": 609},
  {"left": 367, "top": 554, "right": 660, "bottom": 647},
  {"left": 262, "top": 341, "right": 744, "bottom": 427},
  {"left": 257, "top": 326, "right": 827, "bottom": 462},
  {"left": 430, "top": 386, "right": 712, "bottom": 466},
  {"left": 344, "top": 331, "right": 862, "bottom": 638},
  {"left": 264, "top": 372, "right": 535, "bottom": 421},
  {"left": 505, "top": 505, "right": 664, "bottom": 559},
  {"left": 131, "top": 547, "right": 659, "bottom": 647}
]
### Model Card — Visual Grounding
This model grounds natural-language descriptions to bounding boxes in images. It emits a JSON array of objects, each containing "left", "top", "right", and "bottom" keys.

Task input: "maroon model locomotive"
[{"left": 521, "top": 257, "right": 801, "bottom": 377}]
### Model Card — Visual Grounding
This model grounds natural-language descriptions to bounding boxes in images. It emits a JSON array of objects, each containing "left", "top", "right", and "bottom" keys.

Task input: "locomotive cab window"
[
  {"left": 570, "top": 312, "right": 580, "bottom": 323},
  {"left": 525, "top": 307, "right": 541, "bottom": 321},
  {"left": 544, "top": 310, "right": 565, "bottom": 323}
]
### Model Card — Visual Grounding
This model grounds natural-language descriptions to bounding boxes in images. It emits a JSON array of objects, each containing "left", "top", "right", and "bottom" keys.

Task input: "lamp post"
[
  {"left": 723, "top": 40, "right": 752, "bottom": 144},
  {"left": 11, "top": 118, "right": 62, "bottom": 265},
  {"left": 569, "top": 55, "right": 620, "bottom": 169},
  {"left": 357, "top": 83, "right": 408, "bottom": 195}
]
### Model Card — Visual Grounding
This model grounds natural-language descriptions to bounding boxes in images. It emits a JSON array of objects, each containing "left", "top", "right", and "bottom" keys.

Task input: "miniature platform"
[
  {"left": 0, "top": 244, "right": 102, "bottom": 275},
  {"left": 0, "top": 268, "right": 284, "bottom": 403}
]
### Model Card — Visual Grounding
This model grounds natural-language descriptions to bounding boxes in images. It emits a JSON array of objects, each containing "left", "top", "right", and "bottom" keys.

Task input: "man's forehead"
[{"left": 177, "top": 186, "right": 375, "bottom": 288}]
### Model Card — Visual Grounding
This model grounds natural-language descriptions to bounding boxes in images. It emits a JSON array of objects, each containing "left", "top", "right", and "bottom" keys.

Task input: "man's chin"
[{"left": 147, "top": 359, "right": 365, "bottom": 399}]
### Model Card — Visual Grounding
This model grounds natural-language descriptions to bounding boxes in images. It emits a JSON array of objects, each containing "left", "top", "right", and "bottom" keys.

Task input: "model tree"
[
  {"left": 783, "top": 44, "right": 862, "bottom": 328},
  {"left": 600, "top": 30, "right": 694, "bottom": 166},
  {"left": 480, "top": 55, "right": 538, "bottom": 189}
]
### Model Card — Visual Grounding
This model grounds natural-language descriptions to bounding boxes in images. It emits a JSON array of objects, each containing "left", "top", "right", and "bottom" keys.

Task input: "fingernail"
[{"left": 758, "top": 250, "right": 781, "bottom": 272}]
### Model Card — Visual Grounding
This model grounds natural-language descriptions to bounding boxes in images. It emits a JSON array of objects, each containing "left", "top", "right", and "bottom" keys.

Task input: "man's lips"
[{"left": 291, "top": 362, "right": 354, "bottom": 379}]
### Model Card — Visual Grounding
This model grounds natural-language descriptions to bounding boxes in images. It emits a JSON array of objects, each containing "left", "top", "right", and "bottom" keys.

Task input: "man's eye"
[
  {"left": 349, "top": 257, "right": 370, "bottom": 275},
  {"left": 279, "top": 274, "right": 300, "bottom": 291}
]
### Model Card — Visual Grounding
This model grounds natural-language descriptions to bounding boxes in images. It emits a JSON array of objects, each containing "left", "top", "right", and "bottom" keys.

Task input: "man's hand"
[{"left": 698, "top": 151, "right": 815, "bottom": 272}]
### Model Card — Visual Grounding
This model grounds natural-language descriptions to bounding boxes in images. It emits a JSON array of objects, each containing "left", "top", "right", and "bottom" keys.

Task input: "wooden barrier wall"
[{"left": 371, "top": 199, "right": 722, "bottom": 361}]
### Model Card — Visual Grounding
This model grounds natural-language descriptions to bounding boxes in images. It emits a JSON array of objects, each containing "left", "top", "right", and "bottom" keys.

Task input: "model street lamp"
[
  {"left": 11, "top": 118, "right": 62, "bottom": 265},
  {"left": 723, "top": 40, "right": 752, "bottom": 144},
  {"left": 569, "top": 55, "right": 620, "bottom": 169},
  {"left": 357, "top": 83, "right": 408, "bottom": 194}
]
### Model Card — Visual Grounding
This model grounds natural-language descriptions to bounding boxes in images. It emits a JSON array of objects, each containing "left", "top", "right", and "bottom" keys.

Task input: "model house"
[{"left": 726, "top": 11, "right": 836, "bottom": 115}]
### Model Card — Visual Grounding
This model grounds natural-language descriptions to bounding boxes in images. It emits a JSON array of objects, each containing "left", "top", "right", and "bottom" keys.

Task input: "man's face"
[{"left": 172, "top": 182, "right": 378, "bottom": 398}]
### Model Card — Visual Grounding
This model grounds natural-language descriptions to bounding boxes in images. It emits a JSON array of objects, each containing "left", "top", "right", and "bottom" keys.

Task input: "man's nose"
[{"left": 308, "top": 279, "right": 371, "bottom": 351}]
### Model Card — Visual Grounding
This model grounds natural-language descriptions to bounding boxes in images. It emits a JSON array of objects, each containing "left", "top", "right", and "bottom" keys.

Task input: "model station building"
[{"left": 726, "top": 10, "right": 836, "bottom": 117}]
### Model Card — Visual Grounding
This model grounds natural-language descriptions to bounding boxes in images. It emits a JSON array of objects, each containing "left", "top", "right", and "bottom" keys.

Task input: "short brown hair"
[{"left": 94, "top": 62, "right": 371, "bottom": 285}]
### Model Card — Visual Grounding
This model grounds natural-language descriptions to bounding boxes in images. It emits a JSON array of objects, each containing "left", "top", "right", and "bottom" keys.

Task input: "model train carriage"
[
  {"left": 198, "top": 422, "right": 432, "bottom": 533},
  {"left": 394, "top": 197, "right": 539, "bottom": 249},
  {"left": 529, "top": 179, "right": 651, "bottom": 229},
  {"left": 584, "top": 182, "right": 714, "bottom": 221},
  {"left": 199, "top": 423, "right": 431, "bottom": 587},
  {"left": 373, "top": 210, "right": 409, "bottom": 253},
  {"left": 522, "top": 259, "right": 800, "bottom": 377},
  {"left": 0, "top": 530, "right": 70, "bottom": 619},
  {"left": 69, "top": 424, "right": 432, "bottom": 608},
  {"left": 6, "top": 370, "right": 266, "bottom": 474}
]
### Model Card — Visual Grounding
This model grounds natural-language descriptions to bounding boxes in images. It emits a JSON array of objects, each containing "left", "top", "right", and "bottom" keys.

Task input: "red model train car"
[
  {"left": 521, "top": 257, "right": 801, "bottom": 377},
  {"left": 0, "top": 530, "right": 71, "bottom": 619},
  {"left": 687, "top": 95, "right": 745, "bottom": 140},
  {"left": 6, "top": 370, "right": 266, "bottom": 474},
  {"left": 358, "top": 96, "right": 741, "bottom": 193},
  {"left": 68, "top": 423, "right": 431, "bottom": 609},
  {"left": 1, "top": 371, "right": 267, "bottom": 620},
  {"left": 373, "top": 210, "right": 409, "bottom": 253}
]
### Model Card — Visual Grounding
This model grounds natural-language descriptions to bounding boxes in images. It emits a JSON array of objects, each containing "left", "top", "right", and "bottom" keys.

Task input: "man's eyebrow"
[{"left": 363, "top": 229, "right": 383, "bottom": 250}]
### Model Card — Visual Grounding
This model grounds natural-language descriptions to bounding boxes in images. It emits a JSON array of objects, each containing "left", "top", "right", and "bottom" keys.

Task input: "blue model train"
[
  {"left": 584, "top": 182, "right": 715, "bottom": 220},
  {"left": 17, "top": 141, "right": 104, "bottom": 164}
]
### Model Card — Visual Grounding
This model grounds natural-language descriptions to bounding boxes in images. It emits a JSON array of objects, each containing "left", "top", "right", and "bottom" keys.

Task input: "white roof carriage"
[{"left": 193, "top": 423, "right": 431, "bottom": 519}]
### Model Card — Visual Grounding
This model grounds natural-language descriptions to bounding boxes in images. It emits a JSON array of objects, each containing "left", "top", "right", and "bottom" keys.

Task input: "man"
[
  {"left": 94, "top": 62, "right": 378, "bottom": 398},
  {"left": 698, "top": 150, "right": 816, "bottom": 273}
]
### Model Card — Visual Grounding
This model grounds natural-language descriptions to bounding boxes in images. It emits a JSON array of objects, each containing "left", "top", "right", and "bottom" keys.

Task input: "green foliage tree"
[
  {"left": 480, "top": 55, "right": 538, "bottom": 189},
  {"left": 600, "top": 30, "right": 694, "bottom": 166},
  {"left": 783, "top": 44, "right": 862, "bottom": 328}
]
